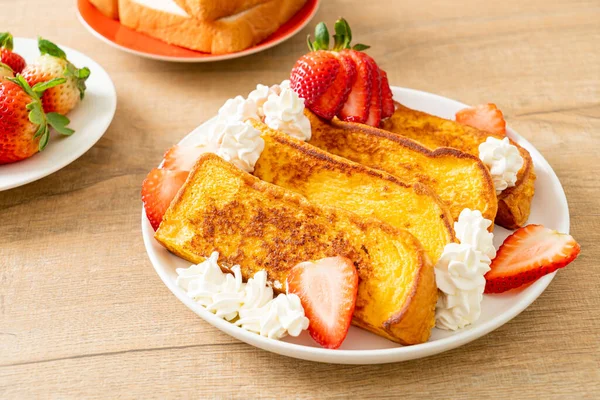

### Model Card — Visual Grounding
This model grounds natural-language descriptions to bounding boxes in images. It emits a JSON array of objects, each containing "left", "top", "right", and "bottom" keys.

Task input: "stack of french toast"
[{"left": 143, "top": 20, "right": 580, "bottom": 349}]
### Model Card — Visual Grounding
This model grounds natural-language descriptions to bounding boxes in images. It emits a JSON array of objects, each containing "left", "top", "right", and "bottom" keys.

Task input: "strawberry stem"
[
  {"left": 0, "top": 32, "right": 13, "bottom": 50},
  {"left": 307, "top": 18, "right": 370, "bottom": 52}
]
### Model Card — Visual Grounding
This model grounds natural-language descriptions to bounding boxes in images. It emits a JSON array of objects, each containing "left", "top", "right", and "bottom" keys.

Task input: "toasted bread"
[
  {"left": 90, "top": 0, "right": 119, "bottom": 19},
  {"left": 155, "top": 154, "right": 437, "bottom": 345},
  {"left": 119, "top": 0, "right": 306, "bottom": 54},
  {"left": 249, "top": 119, "right": 456, "bottom": 264},
  {"left": 381, "top": 104, "right": 536, "bottom": 229},
  {"left": 174, "top": 0, "right": 271, "bottom": 21},
  {"left": 305, "top": 110, "right": 498, "bottom": 226}
]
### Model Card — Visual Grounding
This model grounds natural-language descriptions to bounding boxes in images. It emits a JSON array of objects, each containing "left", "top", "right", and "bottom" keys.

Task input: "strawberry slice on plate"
[
  {"left": 484, "top": 224, "right": 580, "bottom": 294},
  {"left": 337, "top": 49, "right": 372, "bottom": 124},
  {"left": 142, "top": 168, "right": 189, "bottom": 230},
  {"left": 379, "top": 68, "right": 395, "bottom": 119},
  {"left": 162, "top": 144, "right": 205, "bottom": 171},
  {"left": 287, "top": 256, "right": 358, "bottom": 349},
  {"left": 456, "top": 103, "right": 507, "bottom": 136}
]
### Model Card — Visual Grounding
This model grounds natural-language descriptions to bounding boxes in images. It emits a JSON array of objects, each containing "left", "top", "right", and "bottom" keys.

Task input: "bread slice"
[
  {"left": 306, "top": 110, "right": 498, "bottom": 226},
  {"left": 173, "top": 0, "right": 271, "bottom": 21},
  {"left": 90, "top": 0, "right": 119, "bottom": 19},
  {"left": 249, "top": 119, "right": 456, "bottom": 265},
  {"left": 118, "top": 0, "right": 306, "bottom": 54},
  {"left": 155, "top": 154, "right": 437, "bottom": 345},
  {"left": 381, "top": 104, "right": 536, "bottom": 229}
]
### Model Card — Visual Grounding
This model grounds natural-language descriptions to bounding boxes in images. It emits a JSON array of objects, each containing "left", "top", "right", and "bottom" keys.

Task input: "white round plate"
[
  {"left": 0, "top": 38, "right": 116, "bottom": 191},
  {"left": 142, "top": 87, "right": 569, "bottom": 364}
]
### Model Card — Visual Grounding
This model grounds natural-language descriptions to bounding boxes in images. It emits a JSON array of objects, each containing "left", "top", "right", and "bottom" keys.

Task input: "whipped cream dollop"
[
  {"left": 193, "top": 80, "right": 310, "bottom": 172},
  {"left": 263, "top": 86, "right": 312, "bottom": 141},
  {"left": 196, "top": 120, "right": 264, "bottom": 173},
  {"left": 176, "top": 252, "right": 309, "bottom": 340},
  {"left": 479, "top": 137, "right": 524, "bottom": 195},
  {"left": 434, "top": 209, "right": 495, "bottom": 331}
]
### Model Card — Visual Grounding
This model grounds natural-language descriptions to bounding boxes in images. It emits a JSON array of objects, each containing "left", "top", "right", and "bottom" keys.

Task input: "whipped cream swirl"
[
  {"left": 218, "top": 95, "right": 261, "bottom": 122},
  {"left": 434, "top": 209, "right": 495, "bottom": 330},
  {"left": 176, "top": 252, "right": 309, "bottom": 340},
  {"left": 479, "top": 137, "right": 524, "bottom": 195},
  {"left": 263, "top": 86, "right": 312, "bottom": 141},
  {"left": 196, "top": 120, "right": 264, "bottom": 173}
]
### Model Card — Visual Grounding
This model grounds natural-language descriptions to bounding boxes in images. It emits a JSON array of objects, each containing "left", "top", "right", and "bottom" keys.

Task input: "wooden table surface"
[{"left": 1, "top": 0, "right": 599, "bottom": 398}]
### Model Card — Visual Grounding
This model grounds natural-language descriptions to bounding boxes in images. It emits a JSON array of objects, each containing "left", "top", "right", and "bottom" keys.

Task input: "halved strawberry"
[
  {"left": 363, "top": 54, "right": 382, "bottom": 127},
  {"left": 379, "top": 69, "right": 395, "bottom": 119},
  {"left": 162, "top": 144, "right": 205, "bottom": 171},
  {"left": 286, "top": 256, "right": 358, "bottom": 349},
  {"left": 142, "top": 168, "right": 189, "bottom": 231},
  {"left": 484, "top": 225, "right": 580, "bottom": 294},
  {"left": 456, "top": 103, "right": 506, "bottom": 136},
  {"left": 337, "top": 49, "right": 371, "bottom": 124}
]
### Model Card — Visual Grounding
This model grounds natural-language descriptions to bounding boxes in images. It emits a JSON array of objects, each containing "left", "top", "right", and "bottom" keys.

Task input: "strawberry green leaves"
[
  {"left": 38, "top": 37, "right": 67, "bottom": 59},
  {"left": 65, "top": 63, "right": 91, "bottom": 99},
  {"left": 0, "top": 32, "right": 14, "bottom": 50},
  {"left": 307, "top": 18, "right": 370, "bottom": 53},
  {"left": 46, "top": 113, "right": 74, "bottom": 136},
  {"left": 6, "top": 74, "right": 74, "bottom": 150}
]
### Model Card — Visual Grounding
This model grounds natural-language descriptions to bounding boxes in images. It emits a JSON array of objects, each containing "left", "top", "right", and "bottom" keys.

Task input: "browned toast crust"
[
  {"left": 250, "top": 119, "right": 456, "bottom": 264},
  {"left": 381, "top": 103, "right": 536, "bottom": 229},
  {"left": 155, "top": 154, "right": 437, "bottom": 344},
  {"left": 305, "top": 110, "right": 498, "bottom": 227}
]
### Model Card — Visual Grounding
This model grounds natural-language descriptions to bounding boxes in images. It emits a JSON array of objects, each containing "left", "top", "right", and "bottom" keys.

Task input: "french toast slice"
[
  {"left": 155, "top": 154, "right": 437, "bottom": 345},
  {"left": 305, "top": 110, "right": 498, "bottom": 226},
  {"left": 381, "top": 104, "right": 536, "bottom": 229},
  {"left": 249, "top": 119, "right": 456, "bottom": 264}
]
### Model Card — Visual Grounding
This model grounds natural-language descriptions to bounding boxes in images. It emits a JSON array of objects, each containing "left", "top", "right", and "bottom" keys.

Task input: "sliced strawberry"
[
  {"left": 379, "top": 68, "right": 395, "bottom": 118},
  {"left": 337, "top": 49, "right": 371, "bottom": 124},
  {"left": 290, "top": 51, "right": 340, "bottom": 109},
  {"left": 142, "top": 168, "right": 189, "bottom": 231},
  {"left": 309, "top": 54, "right": 354, "bottom": 120},
  {"left": 484, "top": 225, "right": 580, "bottom": 294},
  {"left": 364, "top": 54, "right": 382, "bottom": 127},
  {"left": 456, "top": 103, "right": 507, "bottom": 136},
  {"left": 162, "top": 144, "right": 205, "bottom": 171},
  {"left": 286, "top": 256, "right": 358, "bottom": 349}
]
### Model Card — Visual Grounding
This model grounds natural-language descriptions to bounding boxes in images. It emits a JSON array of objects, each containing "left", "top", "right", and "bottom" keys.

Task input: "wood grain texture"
[{"left": 1, "top": 0, "right": 599, "bottom": 398}]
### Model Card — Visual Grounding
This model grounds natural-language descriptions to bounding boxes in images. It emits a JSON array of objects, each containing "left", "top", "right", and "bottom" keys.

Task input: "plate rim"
[
  {"left": 141, "top": 86, "right": 569, "bottom": 364},
  {"left": 76, "top": 0, "right": 321, "bottom": 63},
  {"left": 0, "top": 37, "right": 117, "bottom": 191}
]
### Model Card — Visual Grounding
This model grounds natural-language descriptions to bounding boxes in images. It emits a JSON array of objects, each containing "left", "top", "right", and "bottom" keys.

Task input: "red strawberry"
[
  {"left": 0, "top": 32, "right": 26, "bottom": 74},
  {"left": 0, "top": 75, "right": 73, "bottom": 164},
  {"left": 379, "top": 69, "right": 395, "bottom": 118},
  {"left": 290, "top": 51, "right": 353, "bottom": 120},
  {"left": 22, "top": 37, "right": 90, "bottom": 115},
  {"left": 456, "top": 103, "right": 506, "bottom": 136},
  {"left": 484, "top": 225, "right": 580, "bottom": 294},
  {"left": 337, "top": 49, "right": 371, "bottom": 124},
  {"left": 142, "top": 168, "right": 189, "bottom": 230},
  {"left": 286, "top": 256, "right": 358, "bottom": 349},
  {"left": 162, "top": 144, "right": 205, "bottom": 171},
  {"left": 363, "top": 54, "right": 382, "bottom": 127}
]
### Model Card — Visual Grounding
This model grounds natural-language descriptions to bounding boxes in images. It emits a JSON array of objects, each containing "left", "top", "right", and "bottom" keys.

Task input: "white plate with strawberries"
[
  {"left": 0, "top": 35, "right": 116, "bottom": 191},
  {"left": 142, "top": 86, "right": 576, "bottom": 364}
]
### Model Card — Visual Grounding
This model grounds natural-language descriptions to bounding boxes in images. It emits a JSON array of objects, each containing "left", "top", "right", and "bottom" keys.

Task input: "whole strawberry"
[
  {"left": 0, "top": 32, "right": 26, "bottom": 74},
  {"left": 0, "top": 75, "right": 74, "bottom": 164},
  {"left": 22, "top": 37, "right": 90, "bottom": 115},
  {"left": 290, "top": 18, "right": 394, "bottom": 127}
]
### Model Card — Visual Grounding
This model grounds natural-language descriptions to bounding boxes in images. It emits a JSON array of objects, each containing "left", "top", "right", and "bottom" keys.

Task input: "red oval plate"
[{"left": 77, "top": 0, "right": 320, "bottom": 62}]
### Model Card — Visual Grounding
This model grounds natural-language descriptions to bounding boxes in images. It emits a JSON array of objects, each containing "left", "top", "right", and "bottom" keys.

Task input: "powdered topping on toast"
[
  {"left": 176, "top": 252, "right": 309, "bottom": 339},
  {"left": 435, "top": 209, "right": 495, "bottom": 330},
  {"left": 479, "top": 137, "right": 524, "bottom": 195}
]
